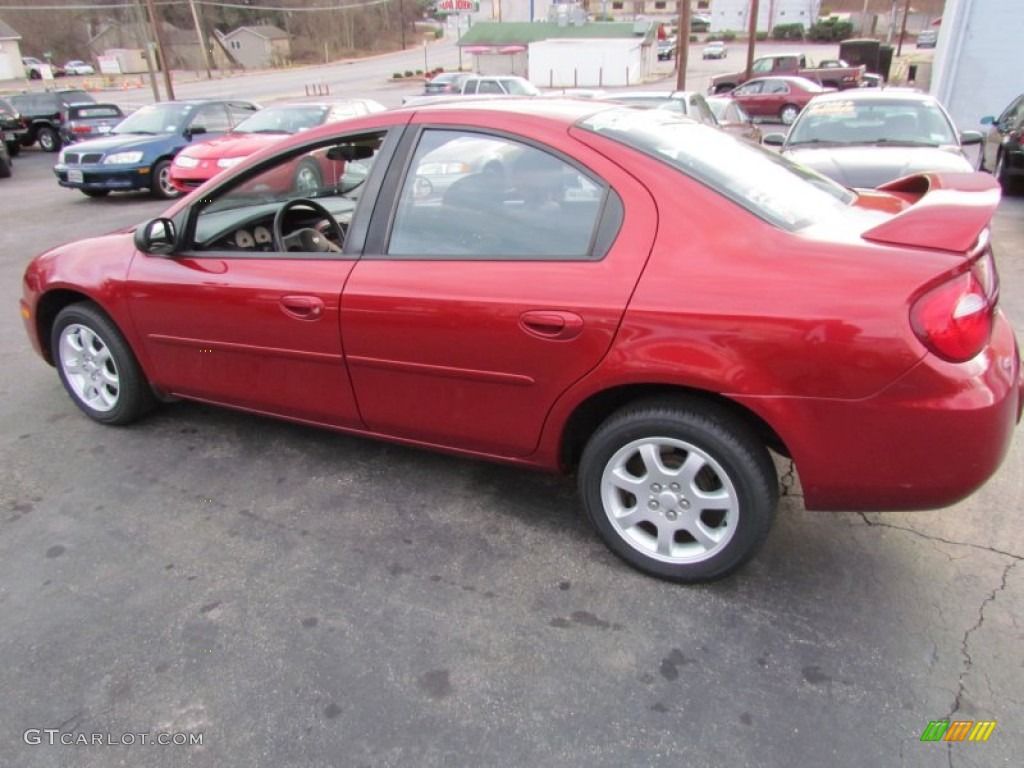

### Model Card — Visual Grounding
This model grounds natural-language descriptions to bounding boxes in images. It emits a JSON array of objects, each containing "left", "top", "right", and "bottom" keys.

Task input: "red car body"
[
  {"left": 728, "top": 76, "right": 830, "bottom": 124},
  {"left": 20, "top": 101, "right": 1023, "bottom": 582}
]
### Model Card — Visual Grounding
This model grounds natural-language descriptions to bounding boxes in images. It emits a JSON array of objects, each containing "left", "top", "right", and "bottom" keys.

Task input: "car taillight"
[
  {"left": 910, "top": 263, "right": 996, "bottom": 363},
  {"left": 73, "top": 125, "right": 91, "bottom": 133}
]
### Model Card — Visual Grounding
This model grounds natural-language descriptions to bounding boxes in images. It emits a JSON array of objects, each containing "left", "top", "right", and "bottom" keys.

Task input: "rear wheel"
[
  {"left": 779, "top": 104, "right": 800, "bottom": 126},
  {"left": 7, "top": 140, "right": 20, "bottom": 157},
  {"left": 0, "top": 151, "right": 11, "bottom": 179},
  {"left": 37, "top": 126, "right": 61, "bottom": 152},
  {"left": 151, "top": 159, "right": 181, "bottom": 199},
  {"left": 51, "top": 303, "right": 156, "bottom": 425},
  {"left": 994, "top": 151, "right": 1019, "bottom": 194},
  {"left": 579, "top": 398, "right": 778, "bottom": 582}
]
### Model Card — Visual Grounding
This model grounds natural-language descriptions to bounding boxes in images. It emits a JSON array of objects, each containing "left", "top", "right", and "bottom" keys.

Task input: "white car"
[{"left": 63, "top": 60, "right": 96, "bottom": 76}]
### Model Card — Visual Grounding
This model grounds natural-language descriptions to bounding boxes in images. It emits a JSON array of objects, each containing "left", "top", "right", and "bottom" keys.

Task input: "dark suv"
[
  {"left": 8, "top": 89, "right": 97, "bottom": 152},
  {"left": 0, "top": 97, "right": 28, "bottom": 158}
]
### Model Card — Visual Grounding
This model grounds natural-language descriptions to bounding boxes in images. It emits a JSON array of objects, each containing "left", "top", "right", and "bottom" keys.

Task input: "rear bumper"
[{"left": 741, "top": 312, "right": 1022, "bottom": 511}]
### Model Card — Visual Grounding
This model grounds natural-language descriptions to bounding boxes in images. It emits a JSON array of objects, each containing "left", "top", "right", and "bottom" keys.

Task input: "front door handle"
[
  {"left": 280, "top": 295, "right": 324, "bottom": 320},
  {"left": 520, "top": 310, "right": 584, "bottom": 340}
]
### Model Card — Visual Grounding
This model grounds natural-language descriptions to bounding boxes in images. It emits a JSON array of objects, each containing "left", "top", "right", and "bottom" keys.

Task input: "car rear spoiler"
[{"left": 861, "top": 172, "right": 1001, "bottom": 252}]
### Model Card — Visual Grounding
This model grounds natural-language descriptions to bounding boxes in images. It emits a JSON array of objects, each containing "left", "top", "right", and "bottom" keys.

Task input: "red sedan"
[
  {"left": 728, "top": 76, "right": 830, "bottom": 125},
  {"left": 169, "top": 97, "right": 384, "bottom": 193},
  {"left": 20, "top": 101, "right": 1022, "bottom": 583}
]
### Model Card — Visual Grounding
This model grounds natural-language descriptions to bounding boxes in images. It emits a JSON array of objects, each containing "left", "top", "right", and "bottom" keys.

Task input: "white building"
[
  {"left": 930, "top": 0, "right": 1021, "bottom": 134},
  {"left": 709, "top": 0, "right": 821, "bottom": 33}
]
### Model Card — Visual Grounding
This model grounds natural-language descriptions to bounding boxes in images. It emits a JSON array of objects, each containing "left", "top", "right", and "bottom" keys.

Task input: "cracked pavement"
[{"left": 1, "top": 152, "right": 1022, "bottom": 768}]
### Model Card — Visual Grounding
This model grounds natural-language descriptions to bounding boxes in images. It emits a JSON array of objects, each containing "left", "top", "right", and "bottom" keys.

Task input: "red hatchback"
[
  {"left": 729, "top": 76, "right": 830, "bottom": 125},
  {"left": 169, "top": 97, "right": 385, "bottom": 193},
  {"left": 20, "top": 101, "right": 1022, "bottom": 582}
]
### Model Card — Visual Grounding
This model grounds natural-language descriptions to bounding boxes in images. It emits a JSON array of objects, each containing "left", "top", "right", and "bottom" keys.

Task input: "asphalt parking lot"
[{"left": 1, "top": 141, "right": 1022, "bottom": 768}]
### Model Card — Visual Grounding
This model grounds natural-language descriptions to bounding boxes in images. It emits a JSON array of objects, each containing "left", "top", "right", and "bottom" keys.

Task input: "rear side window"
[
  {"left": 387, "top": 128, "right": 613, "bottom": 260},
  {"left": 69, "top": 105, "right": 122, "bottom": 119}
]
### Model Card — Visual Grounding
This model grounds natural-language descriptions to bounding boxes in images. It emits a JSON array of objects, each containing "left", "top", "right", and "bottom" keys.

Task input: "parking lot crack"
[
  {"left": 856, "top": 514, "right": 1023, "bottom": 561},
  {"left": 947, "top": 558, "right": 1019, "bottom": 725}
]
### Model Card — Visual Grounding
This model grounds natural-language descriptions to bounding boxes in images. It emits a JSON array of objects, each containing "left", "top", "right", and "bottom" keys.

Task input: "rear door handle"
[
  {"left": 520, "top": 310, "right": 584, "bottom": 340},
  {"left": 280, "top": 295, "right": 324, "bottom": 320}
]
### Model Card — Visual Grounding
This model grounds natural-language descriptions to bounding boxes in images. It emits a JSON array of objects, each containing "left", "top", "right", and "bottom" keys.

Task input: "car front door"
[
  {"left": 984, "top": 95, "right": 1023, "bottom": 171},
  {"left": 126, "top": 127, "right": 402, "bottom": 427},
  {"left": 733, "top": 81, "right": 768, "bottom": 116},
  {"left": 339, "top": 124, "right": 657, "bottom": 457}
]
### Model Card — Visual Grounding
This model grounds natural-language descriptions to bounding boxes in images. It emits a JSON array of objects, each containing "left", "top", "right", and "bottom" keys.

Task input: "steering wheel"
[{"left": 272, "top": 198, "right": 345, "bottom": 254}]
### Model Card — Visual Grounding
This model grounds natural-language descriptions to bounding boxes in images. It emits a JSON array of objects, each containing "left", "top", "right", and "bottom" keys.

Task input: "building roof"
[
  {"left": 458, "top": 21, "right": 656, "bottom": 47},
  {"left": 225, "top": 25, "right": 289, "bottom": 41},
  {"left": 0, "top": 18, "right": 22, "bottom": 40}
]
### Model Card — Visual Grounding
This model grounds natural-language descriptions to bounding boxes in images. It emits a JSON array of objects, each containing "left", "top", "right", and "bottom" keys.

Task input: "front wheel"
[
  {"left": 779, "top": 104, "right": 800, "bottom": 126},
  {"left": 579, "top": 398, "right": 777, "bottom": 582},
  {"left": 151, "top": 159, "right": 181, "bottom": 199},
  {"left": 51, "top": 303, "right": 156, "bottom": 425}
]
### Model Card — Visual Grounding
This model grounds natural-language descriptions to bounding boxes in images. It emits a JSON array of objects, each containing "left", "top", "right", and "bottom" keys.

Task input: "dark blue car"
[{"left": 54, "top": 99, "right": 259, "bottom": 199}]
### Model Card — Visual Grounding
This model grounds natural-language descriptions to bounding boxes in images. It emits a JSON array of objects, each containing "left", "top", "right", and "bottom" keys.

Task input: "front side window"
[
  {"left": 190, "top": 104, "right": 231, "bottom": 133},
  {"left": 189, "top": 131, "right": 389, "bottom": 256},
  {"left": 387, "top": 129, "right": 608, "bottom": 259},
  {"left": 579, "top": 107, "right": 854, "bottom": 231}
]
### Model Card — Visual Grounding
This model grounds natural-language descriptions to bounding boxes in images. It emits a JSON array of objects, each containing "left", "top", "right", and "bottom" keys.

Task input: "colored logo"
[{"left": 920, "top": 720, "right": 996, "bottom": 742}]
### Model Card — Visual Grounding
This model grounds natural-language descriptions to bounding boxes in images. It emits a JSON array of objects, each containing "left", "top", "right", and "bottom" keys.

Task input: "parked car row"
[{"left": 21, "top": 56, "right": 96, "bottom": 79}]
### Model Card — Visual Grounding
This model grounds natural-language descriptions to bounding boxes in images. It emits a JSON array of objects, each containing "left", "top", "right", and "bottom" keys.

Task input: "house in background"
[
  {"left": 87, "top": 21, "right": 208, "bottom": 71},
  {"left": 0, "top": 18, "right": 25, "bottom": 80},
  {"left": 458, "top": 16, "right": 659, "bottom": 87},
  {"left": 708, "top": 0, "right": 821, "bottom": 33},
  {"left": 219, "top": 25, "right": 290, "bottom": 70}
]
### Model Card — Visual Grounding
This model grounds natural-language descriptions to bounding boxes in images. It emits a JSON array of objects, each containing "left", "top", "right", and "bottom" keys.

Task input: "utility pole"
[
  {"left": 895, "top": 0, "right": 911, "bottom": 56},
  {"left": 145, "top": 0, "right": 175, "bottom": 100},
  {"left": 399, "top": 0, "right": 407, "bottom": 49},
  {"left": 675, "top": 0, "right": 692, "bottom": 90},
  {"left": 860, "top": 0, "right": 872, "bottom": 37},
  {"left": 744, "top": 0, "right": 760, "bottom": 85},
  {"left": 187, "top": 0, "right": 212, "bottom": 80},
  {"left": 132, "top": 0, "right": 160, "bottom": 101}
]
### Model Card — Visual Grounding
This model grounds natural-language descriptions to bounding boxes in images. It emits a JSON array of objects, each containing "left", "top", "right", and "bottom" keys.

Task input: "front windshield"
[
  {"left": 787, "top": 98, "right": 958, "bottom": 147},
  {"left": 578, "top": 107, "right": 854, "bottom": 231},
  {"left": 233, "top": 105, "right": 330, "bottom": 134},
  {"left": 114, "top": 103, "right": 192, "bottom": 135},
  {"left": 506, "top": 80, "right": 541, "bottom": 96}
]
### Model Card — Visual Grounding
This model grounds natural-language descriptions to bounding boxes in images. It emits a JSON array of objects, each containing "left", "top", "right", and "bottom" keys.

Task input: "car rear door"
[{"left": 340, "top": 120, "right": 657, "bottom": 457}]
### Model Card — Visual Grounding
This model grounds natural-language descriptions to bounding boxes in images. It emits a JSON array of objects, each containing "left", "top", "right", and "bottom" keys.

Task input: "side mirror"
[
  {"left": 959, "top": 130, "right": 984, "bottom": 146},
  {"left": 134, "top": 217, "right": 177, "bottom": 255},
  {"left": 186, "top": 126, "right": 207, "bottom": 139},
  {"left": 762, "top": 133, "right": 786, "bottom": 147},
  {"left": 979, "top": 115, "right": 994, "bottom": 126}
]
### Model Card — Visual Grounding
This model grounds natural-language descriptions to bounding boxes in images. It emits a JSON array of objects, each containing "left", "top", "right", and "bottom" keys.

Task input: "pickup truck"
[{"left": 709, "top": 53, "right": 866, "bottom": 94}]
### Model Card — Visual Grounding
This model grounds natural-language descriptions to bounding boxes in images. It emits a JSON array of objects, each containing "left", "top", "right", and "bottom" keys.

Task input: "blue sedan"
[{"left": 54, "top": 99, "right": 258, "bottom": 199}]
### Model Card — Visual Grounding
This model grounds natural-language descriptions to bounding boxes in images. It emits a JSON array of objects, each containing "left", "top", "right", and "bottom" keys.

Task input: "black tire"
[
  {"left": 37, "top": 126, "right": 61, "bottom": 152},
  {"left": 578, "top": 397, "right": 777, "bottom": 583},
  {"left": 29, "top": 69, "right": 41, "bottom": 80},
  {"left": 293, "top": 160, "right": 323, "bottom": 195},
  {"left": 7, "top": 140, "right": 20, "bottom": 157},
  {"left": 81, "top": 189, "right": 111, "bottom": 198},
  {"left": 51, "top": 303, "right": 156, "bottom": 425},
  {"left": 150, "top": 159, "right": 181, "bottom": 199},
  {"left": 779, "top": 104, "right": 800, "bottom": 126},
  {"left": 0, "top": 152, "right": 10, "bottom": 179},
  {"left": 994, "top": 151, "right": 1019, "bottom": 195}
]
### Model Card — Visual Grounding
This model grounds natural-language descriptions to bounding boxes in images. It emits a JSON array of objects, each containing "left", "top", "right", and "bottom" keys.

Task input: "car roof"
[
  {"left": 395, "top": 96, "right": 609, "bottom": 123},
  {"left": 807, "top": 89, "right": 939, "bottom": 103}
]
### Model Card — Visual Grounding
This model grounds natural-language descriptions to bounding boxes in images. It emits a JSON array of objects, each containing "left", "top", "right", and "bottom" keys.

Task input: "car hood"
[
  {"left": 783, "top": 145, "right": 973, "bottom": 188},
  {"left": 62, "top": 133, "right": 177, "bottom": 154},
  {"left": 179, "top": 132, "right": 286, "bottom": 160}
]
